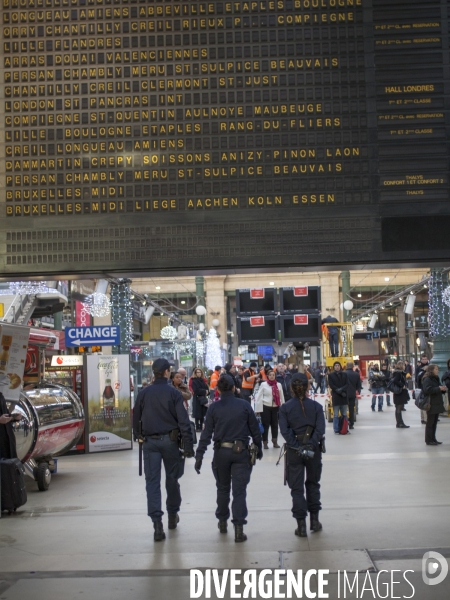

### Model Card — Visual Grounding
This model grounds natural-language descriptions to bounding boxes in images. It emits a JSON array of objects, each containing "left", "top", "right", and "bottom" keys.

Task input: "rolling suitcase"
[{"left": 1, "top": 458, "right": 27, "bottom": 513}]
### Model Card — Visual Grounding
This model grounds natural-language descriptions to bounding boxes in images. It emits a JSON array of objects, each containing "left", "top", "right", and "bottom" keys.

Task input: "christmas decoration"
[
  {"left": 82, "top": 292, "right": 111, "bottom": 318},
  {"left": 428, "top": 269, "right": 450, "bottom": 338},
  {"left": 205, "top": 327, "right": 222, "bottom": 370},
  {"left": 160, "top": 325, "right": 178, "bottom": 340},
  {"left": 110, "top": 279, "right": 134, "bottom": 352},
  {"left": 442, "top": 285, "right": 450, "bottom": 309},
  {"left": 0, "top": 281, "right": 59, "bottom": 296}
]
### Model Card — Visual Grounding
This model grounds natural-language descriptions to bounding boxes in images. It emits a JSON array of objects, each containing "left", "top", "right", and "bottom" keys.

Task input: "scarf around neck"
[{"left": 266, "top": 378, "right": 281, "bottom": 406}]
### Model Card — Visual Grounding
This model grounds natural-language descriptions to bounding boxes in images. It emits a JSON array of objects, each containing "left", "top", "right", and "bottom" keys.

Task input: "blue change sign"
[{"left": 65, "top": 326, "right": 120, "bottom": 348}]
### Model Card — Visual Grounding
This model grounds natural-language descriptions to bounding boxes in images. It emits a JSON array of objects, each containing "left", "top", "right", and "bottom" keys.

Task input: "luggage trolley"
[{"left": 322, "top": 322, "right": 354, "bottom": 423}]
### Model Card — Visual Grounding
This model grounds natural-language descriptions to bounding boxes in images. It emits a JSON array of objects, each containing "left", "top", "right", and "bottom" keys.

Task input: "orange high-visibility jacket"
[{"left": 242, "top": 368, "right": 258, "bottom": 389}]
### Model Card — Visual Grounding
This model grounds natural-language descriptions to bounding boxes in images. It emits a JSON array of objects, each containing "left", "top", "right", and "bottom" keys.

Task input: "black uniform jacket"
[
  {"left": 279, "top": 396, "right": 326, "bottom": 451},
  {"left": 196, "top": 391, "right": 262, "bottom": 457},
  {"left": 133, "top": 378, "right": 193, "bottom": 450}
]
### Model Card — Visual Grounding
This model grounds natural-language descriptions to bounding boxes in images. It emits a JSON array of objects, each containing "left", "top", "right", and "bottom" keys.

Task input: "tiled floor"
[{"left": 1, "top": 392, "right": 449, "bottom": 599}]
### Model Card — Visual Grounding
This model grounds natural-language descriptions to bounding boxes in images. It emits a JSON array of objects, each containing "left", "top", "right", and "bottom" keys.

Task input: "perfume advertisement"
[
  {"left": 85, "top": 354, "right": 132, "bottom": 453},
  {"left": 0, "top": 323, "right": 30, "bottom": 401}
]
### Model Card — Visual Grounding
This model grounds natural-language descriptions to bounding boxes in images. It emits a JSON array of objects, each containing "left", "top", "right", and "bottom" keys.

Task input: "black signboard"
[
  {"left": 2, "top": 1, "right": 450, "bottom": 276},
  {"left": 279, "top": 286, "right": 321, "bottom": 313},
  {"left": 237, "top": 316, "right": 278, "bottom": 344},
  {"left": 279, "top": 314, "right": 321, "bottom": 343},
  {"left": 236, "top": 288, "right": 277, "bottom": 315}
]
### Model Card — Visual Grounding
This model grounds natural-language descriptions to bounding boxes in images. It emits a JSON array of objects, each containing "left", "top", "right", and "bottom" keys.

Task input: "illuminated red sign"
[
  {"left": 294, "top": 315, "right": 309, "bottom": 325},
  {"left": 250, "top": 289, "right": 265, "bottom": 299},
  {"left": 293, "top": 287, "right": 308, "bottom": 297},
  {"left": 250, "top": 316, "right": 265, "bottom": 327}
]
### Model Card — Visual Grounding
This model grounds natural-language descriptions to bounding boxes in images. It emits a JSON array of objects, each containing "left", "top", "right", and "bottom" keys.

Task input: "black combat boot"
[
  {"left": 295, "top": 519, "right": 307, "bottom": 537},
  {"left": 168, "top": 513, "right": 179, "bottom": 530},
  {"left": 153, "top": 521, "right": 166, "bottom": 542},
  {"left": 310, "top": 513, "right": 323, "bottom": 532},
  {"left": 234, "top": 524, "right": 247, "bottom": 543},
  {"left": 218, "top": 520, "right": 228, "bottom": 533}
]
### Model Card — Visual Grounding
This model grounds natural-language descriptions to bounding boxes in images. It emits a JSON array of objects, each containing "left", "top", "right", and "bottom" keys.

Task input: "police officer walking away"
[
  {"left": 194, "top": 375, "right": 263, "bottom": 542},
  {"left": 133, "top": 358, "right": 194, "bottom": 542},
  {"left": 279, "top": 373, "right": 326, "bottom": 538}
]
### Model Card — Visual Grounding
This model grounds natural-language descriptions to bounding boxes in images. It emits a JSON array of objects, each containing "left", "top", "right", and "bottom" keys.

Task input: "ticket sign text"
[{"left": 294, "top": 288, "right": 309, "bottom": 298}]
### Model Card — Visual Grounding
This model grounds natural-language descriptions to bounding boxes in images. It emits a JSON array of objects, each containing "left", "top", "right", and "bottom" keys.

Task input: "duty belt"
[{"left": 217, "top": 442, "right": 248, "bottom": 449}]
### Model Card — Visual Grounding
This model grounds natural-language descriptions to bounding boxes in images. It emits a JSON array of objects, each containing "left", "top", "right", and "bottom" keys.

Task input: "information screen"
[
  {"left": 280, "top": 314, "right": 321, "bottom": 343},
  {"left": 237, "top": 316, "right": 278, "bottom": 344},
  {"left": 1, "top": 1, "right": 449, "bottom": 276},
  {"left": 236, "top": 288, "right": 277, "bottom": 315},
  {"left": 280, "top": 286, "right": 321, "bottom": 313}
]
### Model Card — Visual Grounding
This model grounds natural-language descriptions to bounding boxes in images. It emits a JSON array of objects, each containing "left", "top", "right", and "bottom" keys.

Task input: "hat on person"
[
  {"left": 249, "top": 361, "right": 257, "bottom": 368},
  {"left": 291, "top": 373, "right": 309, "bottom": 385},
  {"left": 152, "top": 358, "right": 171, "bottom": 374}
]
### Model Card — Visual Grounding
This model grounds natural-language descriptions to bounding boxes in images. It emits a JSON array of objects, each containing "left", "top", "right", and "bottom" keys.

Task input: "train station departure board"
[{"left": 1, "top": 0, "right": 450, "bottom": 276}]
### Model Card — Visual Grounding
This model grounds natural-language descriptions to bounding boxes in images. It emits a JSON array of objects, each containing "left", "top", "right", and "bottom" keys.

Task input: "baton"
[{"left": 138, "top": 421, "right": 143, "bottom": 477}]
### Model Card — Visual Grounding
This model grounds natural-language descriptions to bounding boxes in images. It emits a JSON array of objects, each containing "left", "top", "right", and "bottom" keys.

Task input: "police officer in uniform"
[
  {"left": 194, "top": 375, "right": 262, "bottom": 542},
  {"left": 133, "top": 358, "right": 194, "bottom": 542},
  {"left": 279, "top": 372, "right": 326, "bottom": 538}
]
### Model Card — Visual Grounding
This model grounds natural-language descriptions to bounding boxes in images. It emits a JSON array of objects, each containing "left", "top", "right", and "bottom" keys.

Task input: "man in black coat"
[
  {"left": 328, "top": 362, "right": 349, "bottom": 434},
  {"left": 345, "top": 362, "right": 362, "bottom": 430}
]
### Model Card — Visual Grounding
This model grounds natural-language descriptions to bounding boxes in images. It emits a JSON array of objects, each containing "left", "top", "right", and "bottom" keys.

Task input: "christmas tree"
[{"left": 205, "top": 327, "right": 222, "bottom": 371}]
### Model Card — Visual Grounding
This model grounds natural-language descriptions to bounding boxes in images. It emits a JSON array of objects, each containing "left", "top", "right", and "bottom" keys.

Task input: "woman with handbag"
[
  {"left": 254, "top": 369, "right": 285, "bottom": 449},
  {"left": 421, "top": 364, "right": 447, "bottom": 445},
  {"left": 391, "top": 361, "right": 410, "bottom": 429},
  {"left": 190, "top": 368, "right": 209, "bottom": 431}
]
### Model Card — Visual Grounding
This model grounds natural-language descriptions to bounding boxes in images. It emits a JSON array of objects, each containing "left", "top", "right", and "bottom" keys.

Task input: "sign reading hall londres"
[{"left": 1, "top": 0, "right": 450, "bottom": 275}]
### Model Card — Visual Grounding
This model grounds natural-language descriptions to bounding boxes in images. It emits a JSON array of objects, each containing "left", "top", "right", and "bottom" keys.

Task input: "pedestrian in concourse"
[
  {"left": 254, "top": 369, "right": 285, "bottom": 449},
  {"left": 345, "top": 362, "right": 361, "bottom": 430},
  {"left": 209, "top": 365, "right": 222, "bottom": 401},
  {"left": 235, "top": 366, "right": 244, "bottom": 392},
  {"left": 194, "top": 375, "right": 262, "bottom": 542},
  {"left": 241, "top": 361, "right": 259, "bottom": 403},
  {"left": 170, "top": 371, "right": 192, "bottom": 413},
  {"left": 276, "top": 363, "right": 293, "bottom": 401},
  {"left": 279, "top": 373, "right": 326, "bottom": 538},
  {"left": 392, "top": 361, "right": 410, "bottom": 429},
  {"left": 421, "top": 364, "right": 446, "bottom": 446},
  {"left": 190, "top": 367, "right": 209, "bottom": 431},
  {"left": 133, "top": 358, "right": 194, "bottom": 542},
  {"left": 328, "top": 361, "right": 349, "bottom": 434},
  {"left": 369, "top": 364, "right": 385, "bottom": 412},
  {"left": 224, "top": 363, "right": 241, "bottom": 397},
  {"left": 380, "top": 363, "right": 392, "bottom": 407},
  {"left": 415, "top": 354, "right": 430, "bottom": 424}
]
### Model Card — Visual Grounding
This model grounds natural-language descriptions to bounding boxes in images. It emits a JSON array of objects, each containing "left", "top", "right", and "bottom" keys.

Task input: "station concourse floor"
[{"left": 1, "top": 389, "right": 450, "bottom": 600}]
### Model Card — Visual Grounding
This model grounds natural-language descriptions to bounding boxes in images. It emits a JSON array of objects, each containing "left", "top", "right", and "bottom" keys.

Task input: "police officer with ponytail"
[
  {"left": 279, "top": 372, "right": 326, "bottom": 538},
  {"left": 194, "top": 374, "right": 262, "bottom": 543}
]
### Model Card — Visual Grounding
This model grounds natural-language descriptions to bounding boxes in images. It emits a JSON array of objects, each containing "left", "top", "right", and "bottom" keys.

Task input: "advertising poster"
[
  {"left": 86, "top": 354, "right": 132, "bottom": 453},
  {"left": 0, "top": 324, "right": 30, "bottom": 401}
]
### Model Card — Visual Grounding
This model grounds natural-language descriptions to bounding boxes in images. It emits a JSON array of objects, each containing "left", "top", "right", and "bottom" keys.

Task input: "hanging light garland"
[
  {"left": 442, "top": 285, "right": 450, "bottom": 309},
  {"left": 160, "top": 325, "right": 178, "bottom": 340},
  {"left": 110, "top": 279, "right": 134, "bottom": 351},
  {"left": 428, "top": 269, "right": 450, "bottom": 338},
  {"left": 0, "top": 281, "right": 59, "bottom": 296},
  {"left": 82, "top": 292, "right": 111, "bottom": 318}
]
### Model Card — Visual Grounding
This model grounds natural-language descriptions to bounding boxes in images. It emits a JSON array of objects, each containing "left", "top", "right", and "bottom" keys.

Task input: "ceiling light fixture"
[
  {"left": 181, "top": 301, "right": 186, "bottom": 305},
  {"left": 385, "top": 277, "right": 390, "bottom": 282},
  {"left": 269, "top": 282, "right": 275, "bottom": 286},
  {"left": 156, "top": 286, "right": 161, "bottom": 290},
  {"left": 357, "top": 293, "right": 362, "bottom": 298}
]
